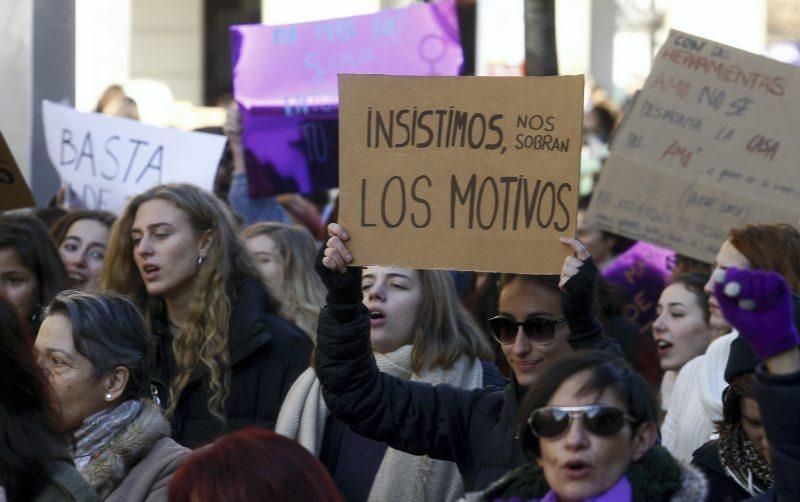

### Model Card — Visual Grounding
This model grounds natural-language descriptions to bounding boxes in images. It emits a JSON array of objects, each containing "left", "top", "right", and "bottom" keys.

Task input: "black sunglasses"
[
  {"left": 527, "top": 405, "right": 637, "bottom": 438},
  {"left": 488, "top": 315, "right": 566, "bottom": 345}
]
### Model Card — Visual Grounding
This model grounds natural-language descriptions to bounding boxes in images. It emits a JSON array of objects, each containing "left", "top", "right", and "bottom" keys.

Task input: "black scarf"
[{"left": 717, "top": 421, "right": 772, "bottom": 495}]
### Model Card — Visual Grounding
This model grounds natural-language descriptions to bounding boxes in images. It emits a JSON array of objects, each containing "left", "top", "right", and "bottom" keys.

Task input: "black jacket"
[
  {"left": 315, "top": 303, "right": 528, "bottom": 492},
  {"left": 691, "top": 441, "right": 751, "bottom": 502},
  {"left": 319, "top": 361, "right": 508, "bottom": 500},
  {"left": 152, "top": 278, "right": 313, "bottom": 447},
  {"left": 748, "top": 364, "right": 800, "bottom": 502},
  {"left": 472, "top": 445, "right": 707, "bottom": 501}
]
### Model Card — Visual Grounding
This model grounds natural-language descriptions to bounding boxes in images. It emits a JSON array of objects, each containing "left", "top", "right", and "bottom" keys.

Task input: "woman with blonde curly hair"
[
  {"left": 242, "top": 222, "right": 326, "bottom": 340},
  {"left": 101, "top": 183, "right": 312, "bottom": 447}
]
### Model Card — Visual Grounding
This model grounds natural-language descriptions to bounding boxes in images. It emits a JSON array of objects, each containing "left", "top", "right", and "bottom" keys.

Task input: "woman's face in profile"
[
  {"left": 34, "top": 314, "right": 109, "bottom": 431},
  {"left": 246, "top": 234, "right": 283, "bottom": 289},
  {"left": 0, "top": 247, "right": 40, "bottom": 320},
  {"left": 652, "top": 283, "right": 712, "bottom": 371},
  {"left": 704, "top": 239, "right": 750, "bottom": 332},
  {"left": 740, "top": 396, "right": 770, "bottom": 465}
]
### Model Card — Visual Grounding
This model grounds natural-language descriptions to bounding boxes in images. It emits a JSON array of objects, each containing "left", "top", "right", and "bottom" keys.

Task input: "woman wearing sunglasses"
[
  {"left": 474, "top": 350, "right": 707, "bottom": 501},
  {"left": 314, "top": 223, "right": 618, "bottom": 491}
]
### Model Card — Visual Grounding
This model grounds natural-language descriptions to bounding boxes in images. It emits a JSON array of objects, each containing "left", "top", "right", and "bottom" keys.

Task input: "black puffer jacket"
[
  {"left": 317, "top": 303, "right": 550, "bottom": 491},
  {"left": 152, "top": 278, "right": 313, "bottom": 447}
]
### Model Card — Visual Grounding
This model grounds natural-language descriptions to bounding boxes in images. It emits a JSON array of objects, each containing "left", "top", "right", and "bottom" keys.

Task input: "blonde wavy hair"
[
  {"left": 242, "top": 222, "right": 326, "bottom": 340},
  {"left": 407, "top": 269, "right": 494, "bottom": 373},
  {"left": 100, "top": 184, "right": 275, "bottom": 421}
]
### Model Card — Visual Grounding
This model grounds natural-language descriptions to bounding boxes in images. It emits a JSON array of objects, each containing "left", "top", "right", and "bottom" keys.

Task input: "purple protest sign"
[
  {"left": 230, "top": 0, "right": 463, "bottom": 197},
  {"left": 602, "top": 241, "right": 676, "bottom": 332}
]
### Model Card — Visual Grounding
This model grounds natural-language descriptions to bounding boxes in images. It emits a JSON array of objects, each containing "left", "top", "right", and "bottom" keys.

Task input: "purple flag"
[{"left": 230, "top": 0, "right": 463, "bottom": 197}]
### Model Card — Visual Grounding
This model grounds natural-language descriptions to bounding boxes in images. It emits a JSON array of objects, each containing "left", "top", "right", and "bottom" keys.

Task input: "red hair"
[
  {"left": 168, "top": 428, "right": 343, "bottom": 502},
  {"left": 729, "top": 223, "right": 800, "bottom": 293}
]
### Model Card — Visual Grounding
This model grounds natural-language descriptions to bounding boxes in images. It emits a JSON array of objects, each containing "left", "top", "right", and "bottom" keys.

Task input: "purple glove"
[{"left": 713, "top": 267, "right": 800, "bottom": 360}]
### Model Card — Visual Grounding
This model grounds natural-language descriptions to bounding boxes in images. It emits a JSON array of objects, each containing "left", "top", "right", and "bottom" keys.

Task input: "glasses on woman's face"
[
  {"left": 488, "top": 315, "right": 566, "bottom": 345},
  {"left": 527, "top": 405, "right": 637, "bottom": 438}
]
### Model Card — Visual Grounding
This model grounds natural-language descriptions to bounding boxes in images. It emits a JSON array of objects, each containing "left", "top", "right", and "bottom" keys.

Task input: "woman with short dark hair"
[
  {"left": 472, "top": 351, "right": 707, "bottom": 501},
  {"left": 34, "top": 290, "right": 189, "bottom": 501},
  {"left": 0, "top": 297, "right": 96, "bottom": 501}
]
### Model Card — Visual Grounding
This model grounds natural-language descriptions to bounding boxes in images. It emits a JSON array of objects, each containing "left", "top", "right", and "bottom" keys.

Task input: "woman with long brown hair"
[
  {"left": 242, "top": 222, "right": 326, "bottom": 340},
  {"left": 101, "top": 183, "right": 312, "bottom": 447}
]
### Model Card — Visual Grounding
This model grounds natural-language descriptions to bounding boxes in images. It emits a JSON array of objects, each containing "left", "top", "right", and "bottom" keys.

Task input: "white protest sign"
[{"left": 42, "top": 100, "right": 226, "bottom": 214}]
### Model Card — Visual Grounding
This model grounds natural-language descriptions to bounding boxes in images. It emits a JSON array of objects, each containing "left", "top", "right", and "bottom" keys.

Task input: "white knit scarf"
[{"left": 276, "top": 345, "right": 483, "bottom": 502}]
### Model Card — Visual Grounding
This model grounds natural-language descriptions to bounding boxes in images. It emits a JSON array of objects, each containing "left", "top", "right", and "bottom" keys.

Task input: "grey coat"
[{"left": 33, "top": 461, "right": 98, "bottom": 502}]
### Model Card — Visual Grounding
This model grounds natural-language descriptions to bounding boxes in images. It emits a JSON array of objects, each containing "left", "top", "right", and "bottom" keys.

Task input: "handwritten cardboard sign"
[
  {"left": 586, "top": 30, "right": 800, "bottom": 263},
  {"left": 0, "top": 130, "right": 35, "bottom": 211},
  {"left": 230, "top": 0, "right": 463, "bottom": 197},
  {"left": 42, "top": 100, "right": 227, "bottom": 214},
  {"left": 338, "top": 74, "right": 584, "bottom": 274}
]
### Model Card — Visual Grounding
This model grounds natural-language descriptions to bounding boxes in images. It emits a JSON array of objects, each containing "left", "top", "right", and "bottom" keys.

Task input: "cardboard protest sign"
[
  {"left": 0, "top": 130, "right": 35, "bottom": 211},
  {"left": 42, "top": 100, "right": 227, "bottom": 214},
  {"left": 586, "top": 30, "right": 800, "bottom": 263},
  {"left": 338, "top": 74, "right": 584, "bottom": 274},
  {"left": 230, "top": 0, "right": 463, "bottom": 198}
]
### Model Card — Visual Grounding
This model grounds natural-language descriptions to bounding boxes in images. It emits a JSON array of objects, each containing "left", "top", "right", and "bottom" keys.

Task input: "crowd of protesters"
[{"left": 2, "top": 85, "right": 800, "bottom": 502}]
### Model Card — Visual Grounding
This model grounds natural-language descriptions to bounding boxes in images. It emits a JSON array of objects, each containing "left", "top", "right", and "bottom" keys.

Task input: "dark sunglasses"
[
  {"left": 488, "top": 315, "right": 566, "bottom": 345},
  {"left": 527, "top": 405, "right": 637, "bottom": 438}
]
